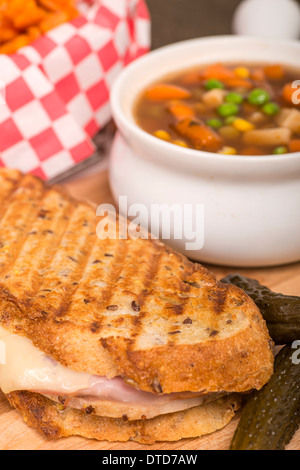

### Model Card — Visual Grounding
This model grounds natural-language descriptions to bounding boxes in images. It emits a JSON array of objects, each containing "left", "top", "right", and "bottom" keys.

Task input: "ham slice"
[
  {"left": 0, "top": 326, "right": 223, "bottom": 420},
  {"left": 44, "top": 378, "right": 224, "bottom": 421}
]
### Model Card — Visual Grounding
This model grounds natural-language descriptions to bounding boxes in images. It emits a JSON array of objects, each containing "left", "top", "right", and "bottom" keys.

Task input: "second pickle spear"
[
  {"left": 222, "top": 274, "right": 300, "bottom": 345},
  {"left": 230, "top": 345, "right": 300, "bottom": 450}
]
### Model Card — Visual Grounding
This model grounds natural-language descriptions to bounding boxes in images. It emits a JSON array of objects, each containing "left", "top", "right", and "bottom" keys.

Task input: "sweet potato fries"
[{"left": 0, "top": 0, "right": 78, "bottom": 54}]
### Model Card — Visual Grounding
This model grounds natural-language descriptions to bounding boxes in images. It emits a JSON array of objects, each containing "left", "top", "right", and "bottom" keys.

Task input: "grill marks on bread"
[{"left": 28, "top": 203, "right": 97, "bottom": 322}]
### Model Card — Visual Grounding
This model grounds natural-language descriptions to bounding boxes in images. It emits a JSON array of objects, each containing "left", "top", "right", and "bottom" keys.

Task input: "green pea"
[
  {"left": 206, "top": 119, "right": 223, "bottom": 129},
  {"left": 205, "top": 79, "right": 224, "bottom": 91},
  {"left": 248, "top": 88, "right": 270, "bottom": 106},
  {"left": 217, "top": 103, "right": 239, "bottom": 117},
  {"left": 262, "top": 102, "right": 280, "bottom": 116},
  {"left": 225, "top": 116, "right": 238, "bottom": 125},
  {"left": 225, "top": 92, "right": 244, "bottom": 104},
  {"left": 273, "top": 146, "right": 288, "bottom": 155}
]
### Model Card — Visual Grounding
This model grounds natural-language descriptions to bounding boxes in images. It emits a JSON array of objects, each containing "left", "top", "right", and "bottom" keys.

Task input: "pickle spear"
[
  {"left": 222, "top": 274, "right": 300, "bottom": 345},
  {"left": 230, "top": 345, "right": 300, "bottom": 450}
]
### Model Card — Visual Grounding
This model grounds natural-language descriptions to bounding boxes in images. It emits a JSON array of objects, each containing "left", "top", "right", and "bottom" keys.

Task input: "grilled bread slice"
[
  {"left": 0, "top": 168, "right": 273, "bottom": 400},
  {"left": 6, "top": 391, "right": 241, "bottom": 444}
]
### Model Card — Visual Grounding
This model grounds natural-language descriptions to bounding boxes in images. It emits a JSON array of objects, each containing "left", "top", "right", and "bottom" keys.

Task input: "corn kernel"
[
  {"left": 173, "top": 140, "right": 189, "bottom": 148},
  {"left": 234, "top": 67, "right": 250, "bottom": 79},
  {"left": 154, "top": 130, "right": 171, "bottom": 142},
  {"left": 218, "top": 146, "right": 237, "bottom": 155},
  {"left": 219, "top": 126, "right": 240, "bottom": 141},
  {"left": 233, "top": 118, "right": 255, "bottom": 132}
]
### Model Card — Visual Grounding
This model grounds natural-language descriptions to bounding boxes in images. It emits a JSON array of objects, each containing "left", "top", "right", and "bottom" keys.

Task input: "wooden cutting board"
[{"left": 0, "top": 169, "right": 299, "bottom": 450}]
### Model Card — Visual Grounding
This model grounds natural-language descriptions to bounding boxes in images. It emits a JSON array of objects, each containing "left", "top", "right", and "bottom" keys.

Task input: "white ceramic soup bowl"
[{"left": 110, "top": 36, "right": 300, "bottom": 267}]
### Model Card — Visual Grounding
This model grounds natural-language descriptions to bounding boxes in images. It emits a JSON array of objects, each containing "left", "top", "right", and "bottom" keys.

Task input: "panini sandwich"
[{"left": 0, "top": 169, "right": 273, "bottom": 444}]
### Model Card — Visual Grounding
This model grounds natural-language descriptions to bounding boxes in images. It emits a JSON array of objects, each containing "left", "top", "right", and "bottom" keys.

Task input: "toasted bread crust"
[
  {"left": 0, "top": 169, "right": 273, "bottom": 394},
  {"left": 101, "top": 289, "right": 273, "bottom": 394},
  {"left": 6, "top": 391, "right": 241, "bottom": 444}
]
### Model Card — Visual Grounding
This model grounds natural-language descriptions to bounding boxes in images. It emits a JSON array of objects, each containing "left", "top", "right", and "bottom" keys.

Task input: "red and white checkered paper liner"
[{"left": 0, "top": 0, "right": 150, "bottom": 180}]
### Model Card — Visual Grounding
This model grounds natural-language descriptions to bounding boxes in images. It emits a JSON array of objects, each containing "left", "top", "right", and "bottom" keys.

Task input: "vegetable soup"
[{"left": 134, "top": 63, "right": 300, "bottom": 156}]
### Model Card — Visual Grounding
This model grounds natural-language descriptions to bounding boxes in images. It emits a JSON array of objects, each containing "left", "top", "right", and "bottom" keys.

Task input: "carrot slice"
[
  {"left": 174, "top": 118, "right": 223, "bottom": 152},
  {"left": 251, "top": 68, "right": 265, "bottom": 82},
  {"left": 289, "top": 140, "right": 300, "bottom": 153},
  {"left": 180, "top": 71, "right": 202, "bottom": 85},
  {"left": 168, "top": 103, "right": 195, "bottom": 120},
  {"left": 264, "top": 65, "right": 284, "bottom": 81},
  {"left": 201, "top": 63, "right": 236, "bottom": 81},
  {"left": 225, "top": 78, "right": 253, "bottom": 89},
  {"left": 145, "top": 84, "right": 191, "bottom": 101}
]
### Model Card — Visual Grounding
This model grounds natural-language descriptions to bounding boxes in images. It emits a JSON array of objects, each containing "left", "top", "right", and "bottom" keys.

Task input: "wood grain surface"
[{"left": 0, "top": 169, "right": 299, "bottom": 450}]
